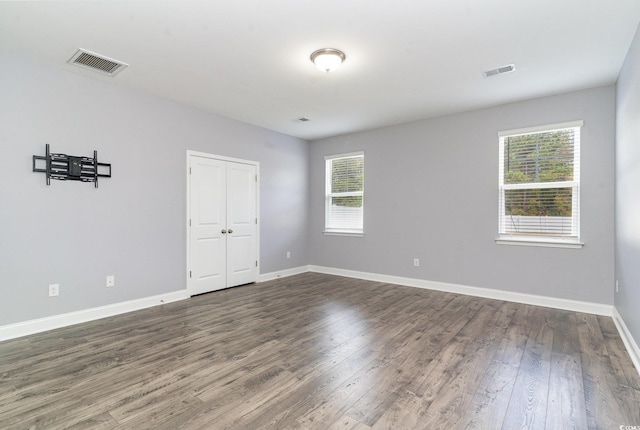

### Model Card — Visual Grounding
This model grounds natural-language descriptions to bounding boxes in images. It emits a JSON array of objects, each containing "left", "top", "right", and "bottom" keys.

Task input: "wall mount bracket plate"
[{"left": 33, "top": 144, "right": 111, "bottom": 188}]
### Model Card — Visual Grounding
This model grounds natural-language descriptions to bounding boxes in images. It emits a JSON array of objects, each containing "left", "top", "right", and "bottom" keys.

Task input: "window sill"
[
  {"left": 495, "top": 236, "right": 583, "bottom": 249},
  {"left": 323, "top": 230, "right": 364, "bottom": 237}
]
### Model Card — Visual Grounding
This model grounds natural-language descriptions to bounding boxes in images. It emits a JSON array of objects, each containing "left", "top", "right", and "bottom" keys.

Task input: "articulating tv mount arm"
[{"left": 33, "top": 144, "right": 111, "bottom": 188}]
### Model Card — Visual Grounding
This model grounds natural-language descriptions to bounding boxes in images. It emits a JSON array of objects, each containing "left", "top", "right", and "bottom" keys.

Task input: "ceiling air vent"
[
  {"left": 67, "top": 49, "right": 128, "bottom": 77},
  {"left": 483, "top": 64, "right": 515, "bottom": 78}
]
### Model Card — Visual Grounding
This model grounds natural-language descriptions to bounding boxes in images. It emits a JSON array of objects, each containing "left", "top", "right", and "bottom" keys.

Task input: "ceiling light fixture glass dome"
[{"left": 310, "top": 48, "right": 346, "bottom": 73}]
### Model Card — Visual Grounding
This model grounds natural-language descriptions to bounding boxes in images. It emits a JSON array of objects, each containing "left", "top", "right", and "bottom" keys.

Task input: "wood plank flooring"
[{"left": 0, "top": 273, "right": 639, "bottom": 429}]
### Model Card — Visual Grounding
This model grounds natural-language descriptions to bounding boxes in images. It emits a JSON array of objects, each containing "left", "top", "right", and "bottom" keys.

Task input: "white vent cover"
[
  {"left": 483, "top": 64, "right": 515, "bottom": 78},
  {"left": 67, "top": 49, "right": 128, "bottom": 77}
]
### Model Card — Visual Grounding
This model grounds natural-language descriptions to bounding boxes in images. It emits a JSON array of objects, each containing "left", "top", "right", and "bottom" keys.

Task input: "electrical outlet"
[
  {"left": 106, "top": 276, "right": 115, "bottom": 288},
  {"left": 286, "top": 251, "right": 291, "bottom": 259},
  {"left": 49, "top": 284, "right": 59, "bottom": 297},
  {"left": 413, "top": 258, "right": 420, "bottom": 267}
]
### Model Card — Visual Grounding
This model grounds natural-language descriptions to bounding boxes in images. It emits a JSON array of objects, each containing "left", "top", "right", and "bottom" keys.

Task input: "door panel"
[
  {"left": 195, "top": 238, "right": 222, "bottom": 278},
  {"left": 226, "top": 163, "right": 257, "bottom": 287},
  {"left": 190, "top": 157, "right": 227, "bottom": 295}
]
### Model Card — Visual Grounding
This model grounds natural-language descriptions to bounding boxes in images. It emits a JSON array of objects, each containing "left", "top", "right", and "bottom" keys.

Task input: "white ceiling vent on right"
[
  {"left": 67, "top": 49, "right": 128, "bottom": 77},
  {"left": 483, "top": 64, "right": 516, "bottom": 78}
]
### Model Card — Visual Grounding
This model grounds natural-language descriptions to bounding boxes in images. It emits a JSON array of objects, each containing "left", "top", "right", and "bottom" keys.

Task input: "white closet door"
[
  {"left": 189, "top": 157, "right": 227, "bottom": 295},
  {"left": 226, "top": 162, "right": 258, "bottom": 287},
  {"left": 188, "top": 154, "right": 258, "bottom": 295}
]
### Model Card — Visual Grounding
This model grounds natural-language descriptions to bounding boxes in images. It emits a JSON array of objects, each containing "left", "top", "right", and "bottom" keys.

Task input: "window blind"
[
  {"left": 325, "top": 152, "right": 364, "bottom": 234},
  {"left": 498, "top": 121, "right": 581, "bottom": 241}
]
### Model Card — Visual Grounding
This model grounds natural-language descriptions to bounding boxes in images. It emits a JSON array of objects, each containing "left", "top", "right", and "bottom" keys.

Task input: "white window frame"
[
  {"left": 324, "top": 151, "right": 364, "bottom": 236},
  {"left": 496, "top": 120, "right": 583, "bottom": 249}
]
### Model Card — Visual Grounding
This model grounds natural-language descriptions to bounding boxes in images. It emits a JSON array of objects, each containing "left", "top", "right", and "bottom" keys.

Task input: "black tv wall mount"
[{"left": 33, "top": 144, "right": 111, "bottom": 188}]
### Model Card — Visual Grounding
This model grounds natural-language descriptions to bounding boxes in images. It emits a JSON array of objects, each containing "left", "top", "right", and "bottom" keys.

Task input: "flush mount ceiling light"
[{"left": 310, "top": 48, "right": 346, "bottom": 73}]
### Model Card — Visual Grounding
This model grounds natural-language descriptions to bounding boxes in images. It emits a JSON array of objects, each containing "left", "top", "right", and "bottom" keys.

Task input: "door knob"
[
  {"left": 228, "top": 229, "right": 234, "bottom": 234},
  {"left": 221, "top": 229, "right": 227, "bottom": 234}
]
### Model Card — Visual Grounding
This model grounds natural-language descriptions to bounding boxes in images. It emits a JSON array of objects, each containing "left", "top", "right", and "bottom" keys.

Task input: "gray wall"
[
  {"left": 309, "top": 86, "right": 616, "bottom": 304},
  {"left": 616, "top": 25, "right": 640, "bottom": 345},
  {"left": 0, "top": 51, "right": 622, "bottom": 330},
  {"left": 0, "top": 53, "right": 309, "bottom": 326}
]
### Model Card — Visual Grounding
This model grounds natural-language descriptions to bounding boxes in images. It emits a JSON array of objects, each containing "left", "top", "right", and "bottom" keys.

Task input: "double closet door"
[{"left": 188, "top": 153, "right": 258, "bottom": 295}]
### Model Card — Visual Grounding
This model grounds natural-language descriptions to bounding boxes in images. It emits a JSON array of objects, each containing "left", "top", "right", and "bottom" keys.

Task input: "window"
[
  {"left": 498, "top": 121, "right": 583, "bottom": 248},
  {"left": 325, "top": 152, "right": 364, "bottom": 235}
]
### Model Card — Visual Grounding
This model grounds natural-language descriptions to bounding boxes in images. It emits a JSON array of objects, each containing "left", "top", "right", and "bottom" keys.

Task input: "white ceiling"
[{"left": 2, "top": 1, "right": 640, "bottom": 140}]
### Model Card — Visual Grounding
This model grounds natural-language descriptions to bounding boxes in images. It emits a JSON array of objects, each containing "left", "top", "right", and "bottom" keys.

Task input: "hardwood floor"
[{"left": 1, "top": 273, "right": 639, "bottom": 429}]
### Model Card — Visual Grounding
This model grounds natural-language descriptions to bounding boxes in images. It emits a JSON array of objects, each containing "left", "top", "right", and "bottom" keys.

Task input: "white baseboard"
[
  {"left": 612, "top": 308, "right": 640, "bottom": 376},
  {"left": 2, "top": 265, "right": 625, "bottom": 358},
  {"left": 0, "top": 264, "right": 305, "bottom": 342},
  {"left": 259, "top": 265, "right": 311, "bottom": 283},
  {"left": 0, "top": 290, "right": 189, "bottom": 342},
  {"left": 308, "top": 265, "right": 614, "bottom": 316}
]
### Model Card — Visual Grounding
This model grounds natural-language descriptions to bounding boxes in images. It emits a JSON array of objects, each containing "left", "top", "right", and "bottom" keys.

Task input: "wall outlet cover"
[{"left": 49, "top": 284, "right": 59, "bottom": 297}]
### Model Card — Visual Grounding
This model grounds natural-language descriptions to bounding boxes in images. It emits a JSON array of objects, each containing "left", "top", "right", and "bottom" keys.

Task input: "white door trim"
[{"left": 186, "top": 150, "right": 260, "bottom": 296}]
